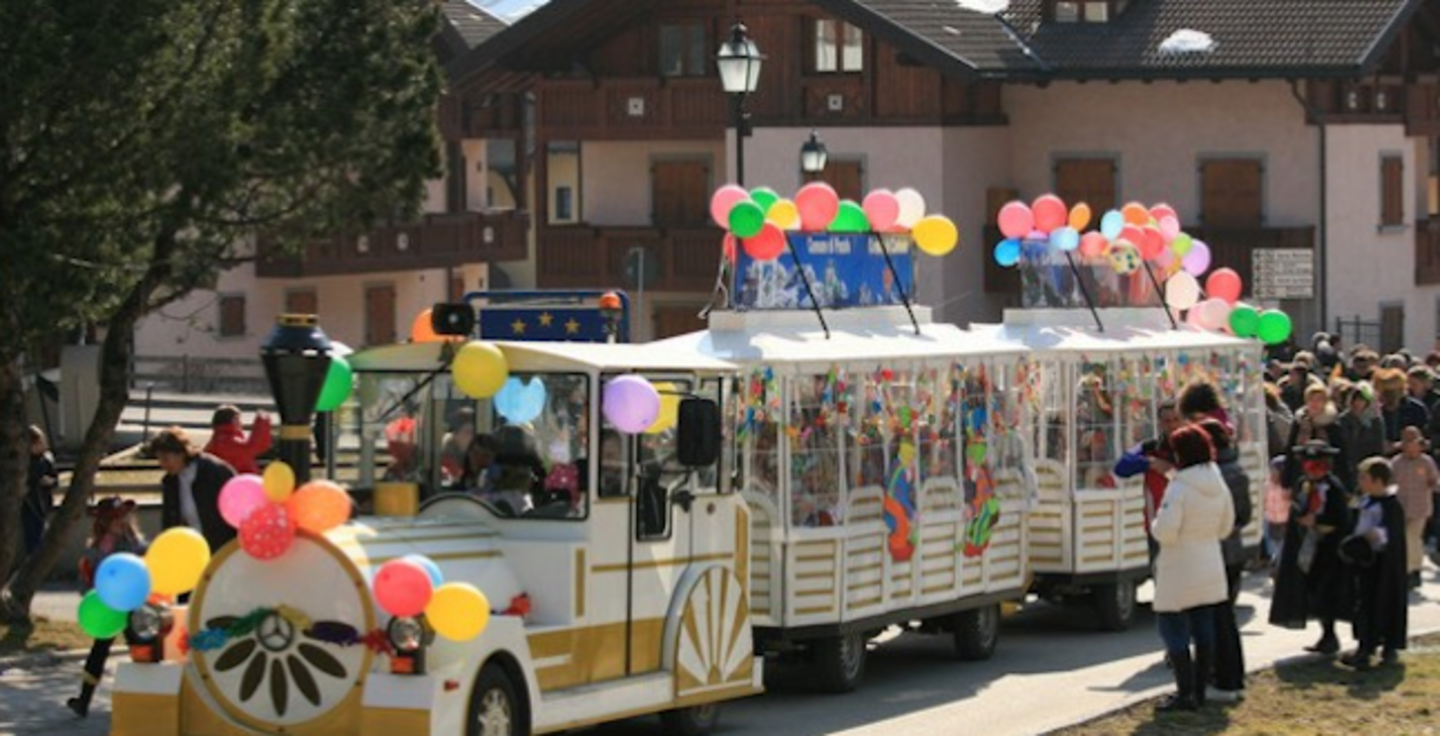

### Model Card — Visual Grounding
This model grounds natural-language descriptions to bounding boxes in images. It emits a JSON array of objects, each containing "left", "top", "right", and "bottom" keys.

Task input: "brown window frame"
[
  {"left": 1381, "top": 154, "right": 1405, "bottom": 228},
  {"left": 650, "top": 156, "right": 712, "bottom": 227},
  {"left": 218, "top": 294, "right": 246, "bottom": 338},
  {"left": 658, "top": 23, "right": 707, "bottom": 78}
]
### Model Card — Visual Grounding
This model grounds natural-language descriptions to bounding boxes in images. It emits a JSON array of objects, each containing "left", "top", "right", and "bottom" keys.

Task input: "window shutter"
[{"left": 1381, "top": 155, "right": 1404, "bottom": 227}]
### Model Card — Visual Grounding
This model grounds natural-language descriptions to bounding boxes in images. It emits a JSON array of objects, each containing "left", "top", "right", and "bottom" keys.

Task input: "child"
[
  {"left": 1390, "top": 426, "right": 1438, "bottom": 588},
  {"left": 1340, "top": 458, "right": 1408, "bottom": 669},
  {"left": 70, "top": 497, "right": 148, "bottom": 718},
  {"left": 202, "top": 404, "right": 271, "bottom": 475},
  {"left": 23, "top": 425, "right": 58, "bottom": 556},
  {"left": 1268, "top": 440, "right": 1352, "bottom": 655}
]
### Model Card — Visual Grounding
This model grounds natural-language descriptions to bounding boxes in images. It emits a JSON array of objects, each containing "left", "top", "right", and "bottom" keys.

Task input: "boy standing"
[
  {"left": 1340, "top": 458, "right": 1408, "bottom": 669},
  {"left": 1390, "top": 426, "right": 1438, "bottom": 588}
]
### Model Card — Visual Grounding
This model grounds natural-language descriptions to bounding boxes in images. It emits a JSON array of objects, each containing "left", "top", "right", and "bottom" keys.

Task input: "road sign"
[{"left": 1251, "top": 248, "right": 1314, "bottom": 299}]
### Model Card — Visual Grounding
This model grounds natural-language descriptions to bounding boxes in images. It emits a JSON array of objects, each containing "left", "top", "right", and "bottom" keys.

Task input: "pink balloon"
[
  {"left": 374, "top": 559, "right": 435, "bottom": 618},
  {"left": 1198, "top": 298, "right": 1234, "bottom": 331},
  {"left": 862, "top": 189, "right": 901, "bottom": 232},
  {"left": 1079, "top": 231, "right": 1109, "bottom": 258},
  {"left": 1158, "top": 215, "right": 1181, "bottom": 241},
  {"left": 1150, "top": 203, "right": 1179, "bottom": 224},
  {"left": 1031, "top": 194, "right": 1068, "bottom": 234},
  {"left": 795, "top": 182, "right": 840, "bottom": 231},
  {"left": 1205, "top": 267, "right": 1243, "bottom": 305},
  {"left": 721, "top": 233, "right": 737, "bottom": 264},
  {"left": 1138, "top": 225, "right": 1166, "bottom": 260},
  {"left": 743, "top": 222, "right": 786, "bottom": 261},
  {"left": 239, "top": 503, "right": 295, "bottom": 561},
  {"left": 709, "top": 185, "right": 750, "bottom": 227},
  {"left": 219, "top": 474, "right": 267, "bottom": 529},
  {"left": 997, "top": 201, "right": 1034, "bottom": 240}
]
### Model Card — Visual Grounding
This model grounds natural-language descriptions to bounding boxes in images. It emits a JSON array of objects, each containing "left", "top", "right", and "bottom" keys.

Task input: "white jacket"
[{"left": 1151, "top": 463, "right": 1235, "bottom": 613}]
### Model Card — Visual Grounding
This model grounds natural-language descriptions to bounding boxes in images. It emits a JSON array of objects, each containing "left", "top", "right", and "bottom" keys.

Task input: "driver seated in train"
[{"left": 482, "top": 424, "right": 544, "bottom": 516}]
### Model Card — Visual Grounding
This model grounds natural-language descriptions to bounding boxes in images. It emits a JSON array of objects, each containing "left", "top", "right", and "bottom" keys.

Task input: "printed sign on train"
[{"left": 732, "top": 233, "right": 915, "bottom": 310}]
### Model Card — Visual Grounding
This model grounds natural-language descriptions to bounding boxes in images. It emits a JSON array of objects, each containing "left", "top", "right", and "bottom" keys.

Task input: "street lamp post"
[
  {"left": 799, "top": 129, "right": 829, "bottom": 177},
  {"left": 260, "top": 314, "right": 333, "bottom": 485},
  {"left": 717, "top": 22, "right": 763, "bottom": 186}
]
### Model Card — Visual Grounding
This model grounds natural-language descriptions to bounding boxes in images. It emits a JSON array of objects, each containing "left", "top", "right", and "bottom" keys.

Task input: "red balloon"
[
  {"left": 1138, "top": 225, "right": 1166, "bottom": 260},
  {"left": 373, "top": 559, "right": 435, "bottom": 618},
  {"left": 743, "top": 222, "right": 786, "bottom": 261},
  {"left": 239, "top": 503, "right": 296, "bottom": 561},
  {"left": 997, "top": 201, "right": 1034, "bottom": 240},
  {"left": 1120, "top": 224, "right": 1145, "bottom": 248},
  {"left": 795, "top": 182, "right": 840, "bottom": 231},
  {"left": 1149, "top": 203, "right": 1179, "bottom": 224},
  {"left": 1031, "top": 194, "right": 1068, "bottom": 234},
  {"left": 1205, "top": 267, "right": 1243, "bottom": 305},
  {"left": 1079, "top": 231, "right": 1109, "bottom": 258},
  {"left": 721, "top": 233, "right": 737, "bottom": 264}
]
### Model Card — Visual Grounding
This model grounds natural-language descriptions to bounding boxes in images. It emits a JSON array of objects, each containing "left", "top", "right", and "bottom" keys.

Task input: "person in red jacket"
[{"left": 203, "top": 404, "right": 272, "bottom": 474}]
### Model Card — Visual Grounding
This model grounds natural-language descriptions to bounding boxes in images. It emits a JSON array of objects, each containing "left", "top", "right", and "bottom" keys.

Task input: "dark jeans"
[
  {"left": 1212, "top": 568, "right": 1246, "bottom": 691},
  {"left": 1157, "top": 606, "right": 1216, "bottom": 653},
  {"left": 21, "top": 507, "right": 46, "bottom": 555}
]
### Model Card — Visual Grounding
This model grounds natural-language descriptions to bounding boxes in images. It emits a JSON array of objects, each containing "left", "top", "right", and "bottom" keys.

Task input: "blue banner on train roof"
[
  {"left": 478, "top": 307, "right": 613, "bottom": 342},
  {"left": 732, "top": 232, "right": 914, "bottom": 310}
]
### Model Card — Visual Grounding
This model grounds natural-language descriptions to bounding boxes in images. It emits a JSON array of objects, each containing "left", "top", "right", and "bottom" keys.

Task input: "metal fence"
[
  {"left": 131, "top": 354, "right": 268, "bottom": 394},
  {"left": 1334, "top": 315, "right": 1383, "bottom": 353}
]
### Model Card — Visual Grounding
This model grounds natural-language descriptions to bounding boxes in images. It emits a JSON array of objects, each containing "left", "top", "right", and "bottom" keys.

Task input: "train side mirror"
[
  {"left": 431, "top": 302, "right": 475, "bottom": 336},
  {"left": 676, "top": 398, "right": 720, "bottom": 467}
]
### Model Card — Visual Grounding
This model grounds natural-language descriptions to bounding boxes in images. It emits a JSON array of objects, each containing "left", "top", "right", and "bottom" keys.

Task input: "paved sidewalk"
[{"left": 0, "top": 653, "right": 113, "bottom": 736}]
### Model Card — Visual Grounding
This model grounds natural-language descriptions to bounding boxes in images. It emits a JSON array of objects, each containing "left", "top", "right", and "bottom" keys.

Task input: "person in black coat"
[
  {"left": 1269, "top": 440, "right": 1354, "bottom": 655},
  {"left": 23, "top": 425, "right": 58, "bottom": 556},
  {"left": 148, "top": 426, "right": 237, "bottom": 551},
  {"left": 1340, "top": 458, "right": 1409, "bottom": 669},
  {"left": 1198, "top": 419, "right": 1252, "bottom": 702}
]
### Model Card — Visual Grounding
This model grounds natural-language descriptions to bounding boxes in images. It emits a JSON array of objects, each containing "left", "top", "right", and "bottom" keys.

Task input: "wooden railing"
[
  {"left": 1417, "top": 218, "right": 1440, "bottom": 286},
  {"left": 536, "top": 226, "right": 722, "bottom": 293},
  {"left": 537, "top": 77, "right": 729, "bottom": 138},
  {"left": 257, "top": 211, "right": 528, "bottom": 278}
]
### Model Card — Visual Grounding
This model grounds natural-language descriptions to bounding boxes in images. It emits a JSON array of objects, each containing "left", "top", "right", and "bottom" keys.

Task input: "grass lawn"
[
  {"left": 1060, "top": 635, "right": 1440, "bottom": 735},
  {"left": 0, "top": 617, "right": 92, "bottom": 658}
]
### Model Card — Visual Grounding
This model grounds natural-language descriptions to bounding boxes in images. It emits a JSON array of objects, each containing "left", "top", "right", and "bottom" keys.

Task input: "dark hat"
[
  {"left": 1291, "top": 439, "right": 1340, "bottom": 458},
  {"left": 89, "top": 496, "right": 136, "bottom": 520},
  {"left": 1338, "top": 534, "right": 1375, "bottom": 567}
]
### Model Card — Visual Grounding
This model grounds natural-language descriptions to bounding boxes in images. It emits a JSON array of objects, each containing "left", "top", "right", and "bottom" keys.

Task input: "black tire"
[
  {"left": 660, "top": 702, "right": 721, "bottom": 736},
  {"left": 812, "top": 631, "right": 866, "bottom": 693},
  {"left": 467, "top": 662, "right": 526, "bottom": 736},
  {"left": 1093, "top": 580, "right": 1138, "bottom": 632},
  {"left": 953, "top": 603, "right": 1001, "bottom": 661}
]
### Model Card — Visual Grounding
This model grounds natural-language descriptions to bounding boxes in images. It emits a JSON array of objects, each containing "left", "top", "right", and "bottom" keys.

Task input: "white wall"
[
  {"left": 943, "top": 125, "right": 1015, "bottom": 325},
  {"left": 582, "top": 140, "right": 727, "bottom": 226}
]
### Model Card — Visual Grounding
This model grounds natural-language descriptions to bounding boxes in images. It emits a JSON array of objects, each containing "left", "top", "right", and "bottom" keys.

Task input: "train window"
[
  {"left": 1042, "top": 369, "right": 1068, "bottom": 464},
  {"left": 1121, "top": 357, "right": 1155, "bottom": 449},
  {"left": 919, "top": 367, "right": 956, "bottom": 483},
  {"left": 934, "top": 365, "right": 962, "bottom": 483},
  {"left": 791, "top": 373, "right": 842, "bottom": 527},
  {"left": 847, "top": 369, "right": 886, "bottom": 491},
  {"left": 961, "top": 364, "right": 991, "bottom": 505},
  {"left": 743, "top": 368, "right": 782, "bottom": 512},
  {"left": 1075, "top": 362, "right": 1117, "bottom": 489},
  {"left": 468, "top": 373, "right": 590, "bottom": 520}
]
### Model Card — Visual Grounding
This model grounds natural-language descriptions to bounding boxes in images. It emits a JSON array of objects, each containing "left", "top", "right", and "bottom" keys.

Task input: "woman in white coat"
[{"left": 1150, "top": 424, "right": 1236, "bottom": 712}]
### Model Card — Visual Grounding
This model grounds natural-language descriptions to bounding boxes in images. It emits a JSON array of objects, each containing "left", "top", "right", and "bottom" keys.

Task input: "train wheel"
[
  {"left": 952, "top": 603, "right": 1001, "bottom": 661},
  {"left": 468, "top": 663, "right": 525, "bottom": 736},
  {"left": 1092, "top": 580, "right": 1138, "bottom": 632},
  {"left": 812, "top": 632, "right": 866, "bottom": 693},
  {"left": 660, "top": 702, "right": 721, "bottom": 736}
]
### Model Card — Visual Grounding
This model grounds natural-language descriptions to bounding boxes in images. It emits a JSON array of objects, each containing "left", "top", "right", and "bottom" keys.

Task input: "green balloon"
[
  {"left": 1228, "top": 305, "right": 1260, "bottom": 338},
  {"left": 1170, "top": 232, "right": 1194, "bottom": 256},
  {"left": 728, "top": 200, "right": 766, "bottom": 238},
  {"left": 828, "top": 200, "right": 869, "bottom": 233},
  {"left": 750, "top": 187, "right": 779, "bottom": 214},
  {"left": 315, "top": 355, "right": 353, "bottom": 412},
  {"left": 1256, "top": 310, "right": 1293, "bottom": 345},
  {"left": 78, "top": 590, "right": 128, "bottom": 639}
]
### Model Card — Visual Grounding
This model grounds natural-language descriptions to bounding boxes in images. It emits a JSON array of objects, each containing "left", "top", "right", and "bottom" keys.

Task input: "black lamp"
[
  {"left": 800, "top": 129, "right": 828, "bottom": 175},
  {"left": 260, "top": 314, "right": 332, "bottom": 484},
  {"left": 717, "top": 21, "right": 764, "bottom": 185}
]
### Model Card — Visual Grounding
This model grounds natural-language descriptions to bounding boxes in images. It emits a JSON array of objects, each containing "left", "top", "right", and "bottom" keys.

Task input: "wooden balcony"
[
  {"left": 1417, "top": 218, "right": 1440, "bottom": 286},
  {"left": 536, "top": 77, "right": 729, "bottom": 139},
  {"left": 256, "top": 211, "right": 528, "bottom": 279},
  {"left": 536, "top": 226, "right": 722, "bottom": 293}
]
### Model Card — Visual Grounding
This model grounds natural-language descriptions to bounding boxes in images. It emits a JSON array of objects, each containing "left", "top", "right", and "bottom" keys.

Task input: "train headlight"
[
  {"left": 388, "top": 616, "right": 426, "bottom": 653},
  {"left": 127, "top": 603, "right": 174, "bottom": 663}
]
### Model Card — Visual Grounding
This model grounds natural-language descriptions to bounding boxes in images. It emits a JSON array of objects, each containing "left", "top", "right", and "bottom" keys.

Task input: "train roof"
[
  {"left": 348, "top": 339, "right": 737, "bottom": 374},
  {"left": 973, "top": 308, "right": 1260, "bottom": 355}
]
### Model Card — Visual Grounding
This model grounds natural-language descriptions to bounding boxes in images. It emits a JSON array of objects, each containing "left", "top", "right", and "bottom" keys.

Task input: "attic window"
[
  {"left": 1083, "top": 2, "right": 1108, "bottom": 22},
  {"left": 1054, "top": 2, "right": 1079, "bottom": 22},
  {"left": 1052, "top": 1, "right": 1110, "bottom": 23}
]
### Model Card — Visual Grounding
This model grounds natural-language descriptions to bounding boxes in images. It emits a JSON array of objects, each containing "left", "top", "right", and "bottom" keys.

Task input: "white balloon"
[
  {"left": 895, "top": 188, "right": 927, "bottom": 229},
  {"left": 1164, "top": 271, "right": 1201, "bottom": 310}
]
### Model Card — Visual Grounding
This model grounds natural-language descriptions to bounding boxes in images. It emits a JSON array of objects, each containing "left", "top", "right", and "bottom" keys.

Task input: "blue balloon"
[
  {"left": 495, "top": 377, "right": 546, "bottom": 424},
  {"left": 1052, "top": 226, "right": 1080, "bottom": 252},
  {"left": 994, "top": 238, "right": 1022, "bottom": 267},
  {"left": 95, "top": 552, "right": 151, "bottom": 612},
  {"left": 1100, "top": 210, "right": 1124, "bottom": 240},
  {"left": 403, "top": 554, "right": 444, "bottom": 587}
]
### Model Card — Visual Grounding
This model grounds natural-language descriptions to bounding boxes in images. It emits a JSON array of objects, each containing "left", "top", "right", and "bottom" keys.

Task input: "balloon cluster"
[
  {"left": 79, "top": 526, "right": 213, "bottom": 639},
  {"left": 992, "top": 196, "right": 1294, "bottom": 345},
  {"left": 220, "top": 462, "right": 353, "bottom": 561},
  {"left": 371, "top": 555, "right": 491, "bottom": 642},
  {"left": 711, "top": 183, "right": 959, "bottom": 262}
]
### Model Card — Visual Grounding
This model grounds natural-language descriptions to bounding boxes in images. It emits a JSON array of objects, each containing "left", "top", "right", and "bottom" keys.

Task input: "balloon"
[
  {"left": 1257, "top": 310, "right": 1294, "bottom": 345},
  {"left": 829, "top": 200, "right": 869, "bottom": 233},
  {"left": 1068, "top": 203, "right": 1092, "bottom": 231},
  {"left": 1164, "top": 272, "right": 1201, "bottom": 310},
  {"left": 743, "top": 222, "right": 786, "bottom": 261},
  {"left": 1052, "top": 226, "right": 1080, "bottom": 252},
  {"left": 288, "top": 479, "right": 352, "bottom": 534},
  {"left": 749, "top": 187, "right": 779, "bottom": 213},
  {"left": 1182, "top": 239, "right": 1212, "bottom": 275},
  {"left": 1158, "top": 215, "right": 1181, "bottom": 241},
  {"left": 78, "top": 591, "right": 128, "bottom": 639},
  {"left": 262, "top": 461, "right": 296, "bottom": 503},
  {"left": 997, "top": 201, "right": 1034, "bottom": 240},
  {"left": 1120, "top": 224, "right": 1145, "bottom": 247},
  {"left": 1099, "top": 210, "right": 1124, "bottom": 240},
  {"left": 796, "top": 182, "right": 840, "bottom": 231},
  {"left": 1122, "top": 202, "right": 1150, "bottom": 226},
  {"left": 426, "top": 582, "right": 490, "bottom": 641},
  {"left": 1193, "top": 298, "right": 1232, "bottom": 331},
  {"left": 494, "top": 376, "right": 547, "bottom": 424},
  {"left": 603, "top": 375, "right": 661, "bottom": 434},
  {"left": 1138, "top": 225, "right": 1166, "bottom": 260},
  {"left": 1205, "top": 267, "right": 1243, "bottom": 305},
  {"left": 145, "top": 528, "right": 211, "bottom": 597},
  {"left": 862, "top": 189, "right": 901, "bottom": 232},
  {"left": 727, "top": 200, "right": 766, "bottom": 238},
  {"left": 1031, "top": 194, "right": 1067, "bottom": 233},
  {"left": 646, "top": 381, "right": 681, "bottom": 434},
  {"left": 95, "top": 553, "right": 151, "bottom": 612},
  {"left": 403, "top": 554, "right": 444, "bottom": 587},
  {"left": 894, "top": 188, "right": 927, "bottom": 229},
  {"left": 1079, "top": 231, "right": 1109, "bottom": 258},
  {"left": 373, "top": 559, "right": 435, "bottom": 618},
  {"left": 411, "top": 310, "right": 441, "bottom": 343},
  {"left": 219, "top": 474, "right": 267, "bottom": 529},
  {"left": 452, "top": 341, "right": 508, "bottom": 399},
  {"left": 721, "top": 233, "right": 737, "bottom": 264},
  {"left": 239, "top": 502, "right": 296, "bottom": 561},
  {"left": 913, "top": 215, "right": 959, "bottom": 256},
  {"left": 1108, "top": 241, "right": 1141, "bottom": 274},
  {"left": 1170, "top": 232, "right": 1194, "bottom": 257},
  {"left": 709, "top": 184, "right": 749, "bottom": 226},
  {"left": 766, "top": 199, "right": 800, "bottom": 230},
  {"left": 1150, "top": 203, "right": 1179, "bottom": 224},
  {"left": 315, "top": 355, "right": 353, "bottom": 412},
  {"left": 993, "top": 239, "right": 1022, "bottom": 267},
  {"left": 1229, "top": 304, "right": 1261, "bottom": 337}
]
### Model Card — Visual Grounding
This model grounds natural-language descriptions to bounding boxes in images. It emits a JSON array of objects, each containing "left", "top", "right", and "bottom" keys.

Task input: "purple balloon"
[
  {"left": 1182, "top": 239, "right": 1211, "bottom": 276},
  {"left": 603, "top": 376, "right": 661, "bottom": 434}
]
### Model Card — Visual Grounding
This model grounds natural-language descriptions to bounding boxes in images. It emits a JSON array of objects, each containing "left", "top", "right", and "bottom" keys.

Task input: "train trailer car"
[
  {"left": 110, "top": 340, "right": 761, "bottom": 736},
  {"left": 658, "top": 305, "right": 1035, "bottom": 692},
  {"left": 975, "top": 308, "right": 1266, "bottom": 630}
]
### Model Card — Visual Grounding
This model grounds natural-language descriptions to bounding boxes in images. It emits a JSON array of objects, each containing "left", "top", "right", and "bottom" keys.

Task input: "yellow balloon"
[
  {"left": 145, "top": 528, "right": 211, "bottom": 596},
  {"left": 425, "top": 582, "right": 490, "bottom": 641},
  {"left": 766, "top": 199, "right": 801, "bottom": 230},
  {"left": 912, "top": 215, "right": 958, "bottom": 256},
  {"left": 263, "top": 461, "right": 296, "bottom": 503},
  {"left": 452, "top": 341, "right": 508, "bottom": 399},
  {"left": 645, "top": 382, "right": 680, "bottom": 434}
]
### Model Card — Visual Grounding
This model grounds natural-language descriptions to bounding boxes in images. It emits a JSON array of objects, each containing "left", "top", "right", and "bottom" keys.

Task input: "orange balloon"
[
  {"left": 1068, "top": 203, "right": 1092, "bottom": 231},
  {"left": 411, "top": 309, "right": 440, "bottom": 343},
  {"left": 287, "top": 480, "right": 353, "bottom": 534},
  {"left": 1121, "top": 202, "right": 1149, "bottom": 227}
]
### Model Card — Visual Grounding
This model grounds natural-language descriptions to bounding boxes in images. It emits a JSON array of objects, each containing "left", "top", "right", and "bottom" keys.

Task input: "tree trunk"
[{"left": 0, "top": 347, "right": 30, "bottom": 592}]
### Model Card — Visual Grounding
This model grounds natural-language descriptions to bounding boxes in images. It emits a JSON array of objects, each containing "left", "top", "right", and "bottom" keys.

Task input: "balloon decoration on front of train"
[{"left": 990, "top": 195, "right": 1295, "bottom": 345}]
